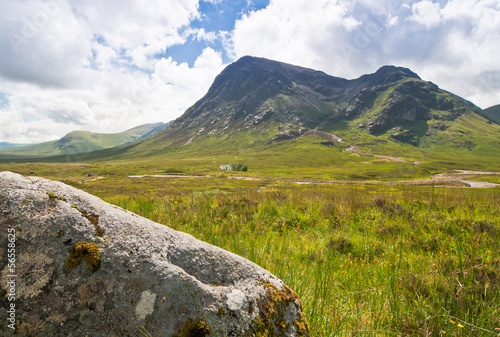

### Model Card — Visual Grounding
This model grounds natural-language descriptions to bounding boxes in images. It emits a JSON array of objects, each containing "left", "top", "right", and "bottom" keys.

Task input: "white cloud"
[
  {"left": 0, "top": 0, "right": 92, "bottom": 87},
  {"left": 0, "top": 0, "right": 229, "bottom": 143},
  {"left": 0, "top": 48, "right": 224, "bottom": 143},
  {"left": 0, "top": 0, "right": 202, "bottom": 88},
  {"left": 228, "top": 0, "right": 500, "bottom": 108},
  {"left": 409, "top": 0, "right": 443, "bottom": 29},
  {"left": 229, "top": 0, "right": 361, "bottom": 71}
]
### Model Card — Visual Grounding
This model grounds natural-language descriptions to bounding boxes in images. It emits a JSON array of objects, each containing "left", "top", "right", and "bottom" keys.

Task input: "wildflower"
[
  {"left": 450, "top": 320, "right": 455, "bottom": 324},
  {"left": 162, "top": 297, "right": 166, "bottom": 303},
  {"left": 457, "top": 323, "right": 464, "bottom": 328}
]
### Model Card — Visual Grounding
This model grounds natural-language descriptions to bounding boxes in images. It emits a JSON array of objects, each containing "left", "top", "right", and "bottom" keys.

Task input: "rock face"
[{"left": 0, "top": 172, "right": 309, "bottom": 337}]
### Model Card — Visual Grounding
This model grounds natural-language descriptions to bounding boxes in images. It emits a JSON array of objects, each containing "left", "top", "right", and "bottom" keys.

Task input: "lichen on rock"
[
  {"left": 0, "top": 252, "right": 54, "bottom": 299},
  {"left": 294, "top": 312, "right": 309, "bottom": 337},
  {"left": 135, "top": 290, "right": 157, "bottom": 320},
  {"left": 253, "top": 281, "right": 309, "bottom": 336}
]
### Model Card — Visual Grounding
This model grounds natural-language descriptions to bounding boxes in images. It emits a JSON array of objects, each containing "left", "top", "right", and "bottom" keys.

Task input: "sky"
[{"left": 0, "top": 0, "right": 499, "bottom": 144}]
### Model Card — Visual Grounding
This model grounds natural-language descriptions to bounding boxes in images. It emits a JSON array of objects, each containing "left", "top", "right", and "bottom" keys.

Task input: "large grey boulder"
[{"left": 0, "top": 172, "right": 309, "bottom": 336}]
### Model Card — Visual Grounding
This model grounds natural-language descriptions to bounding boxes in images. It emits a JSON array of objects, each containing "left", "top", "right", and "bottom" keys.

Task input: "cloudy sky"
[{"left": 0, "top": 0, "right": 499, "bottom": 143}]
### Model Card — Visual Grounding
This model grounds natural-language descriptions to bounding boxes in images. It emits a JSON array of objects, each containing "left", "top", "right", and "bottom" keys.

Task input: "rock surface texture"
[{"left": 0, "top": 172, "right": 309, "bottom": 336}]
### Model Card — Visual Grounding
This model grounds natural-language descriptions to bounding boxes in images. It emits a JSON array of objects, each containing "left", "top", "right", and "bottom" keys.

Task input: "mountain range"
[
  {"left": 2, "top": 56, "right": 499, "bottom": 177},
  {"left": 0, "top": 142, "right": 31, "bottom": 150},
  {"left": 0, "top": 122, "right": 168, "bottom": 159}
]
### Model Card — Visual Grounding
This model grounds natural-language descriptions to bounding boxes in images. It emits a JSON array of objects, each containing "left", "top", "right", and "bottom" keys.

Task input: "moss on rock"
[
  {"left": 65, "top": 241, "right": 101, "bottom": 273},
  {"left": 176, "top": 319, "right": 210, "bottom": 337},
  {"left": 253, "top": 281, "right": 308, "bottom": 336}
]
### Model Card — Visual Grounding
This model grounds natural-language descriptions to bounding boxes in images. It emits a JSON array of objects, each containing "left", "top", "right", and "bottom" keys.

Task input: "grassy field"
[
  {"left": 25, "top": 169, "right": 499, "bottom": 336},
  {"left": 1, "top": 162, "right": 499, "bottom": 336}
]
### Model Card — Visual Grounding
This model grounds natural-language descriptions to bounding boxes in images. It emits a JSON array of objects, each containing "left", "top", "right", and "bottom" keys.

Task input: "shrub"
[{"left": 231, "top": 163, "right": 248, "bottom": 171}]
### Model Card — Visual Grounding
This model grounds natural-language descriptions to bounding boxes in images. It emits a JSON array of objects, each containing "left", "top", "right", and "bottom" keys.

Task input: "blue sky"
[
  {"left": 0, "top": 0, "right": 499, "bottom": 143},
  {"left": 157, "top": 0, "right": 270, "bottom": 65},
  {"left": 0, "top": 93, "right": 8, "bottom": 109}
]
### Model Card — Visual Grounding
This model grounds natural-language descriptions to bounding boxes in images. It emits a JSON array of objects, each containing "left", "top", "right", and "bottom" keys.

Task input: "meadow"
[
  {"left": 73, "top": 174, "right": 500, "bottom": 336},
  {"left": 1, "top": 161, "right": 499, "bottom": 336}
]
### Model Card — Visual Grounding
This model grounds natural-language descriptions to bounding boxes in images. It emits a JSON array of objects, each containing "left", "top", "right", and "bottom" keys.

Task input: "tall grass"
[{"left": 95, "top": 181, "right": 499, "bottom": 336}]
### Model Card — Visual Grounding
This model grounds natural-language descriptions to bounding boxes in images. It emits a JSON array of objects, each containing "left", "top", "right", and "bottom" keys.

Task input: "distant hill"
[
  {"left": 482, "top": 104, "right": 500, "bottom": 125},
  {"left": 0, "top": 122, "right": 169, "bottom": 158},
  {"left": 0, "top": 142, "right": 31, "bottom": 150}
]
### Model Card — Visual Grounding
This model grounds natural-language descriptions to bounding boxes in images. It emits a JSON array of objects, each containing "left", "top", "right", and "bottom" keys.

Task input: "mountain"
[
  {"left": 149, "top": 56, "right": 491, "bottom": 147},
  {"left": 126, "top": 57, "right": 498, "bottom": 169},
  {"left": 4, "top": 57, "right": 499, "bottom": 177},
  {"left": 163, "top": 56, "right": 426, "bottom": 144},
  {"left": 0, "top": 142, "right": 31, "bottom": 149},
  {"left": 482, "top": 104, "right": 500, "bottom": 125},
  {"left": 0, "top": 122, "right": 169, "bottom": 158}
]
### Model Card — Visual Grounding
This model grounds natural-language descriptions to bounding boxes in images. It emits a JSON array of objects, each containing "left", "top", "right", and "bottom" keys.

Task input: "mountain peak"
[
  {"left": 351, "top": 65, "right": 420, "bottom": 90},
  {"left": 375, "top": 65, "right": 420, "bottom": 78},
  {"left": 168, "top": 57, "right": 441, "bottom": 143}
]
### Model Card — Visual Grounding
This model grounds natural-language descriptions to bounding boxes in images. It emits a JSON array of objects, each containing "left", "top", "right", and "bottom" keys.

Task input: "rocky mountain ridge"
[
  {"left": 168, "top": 57, "right": 425, "bottom": 139},
  {"left": 150, "top": 56, "right": 492, "bottom": 151}
]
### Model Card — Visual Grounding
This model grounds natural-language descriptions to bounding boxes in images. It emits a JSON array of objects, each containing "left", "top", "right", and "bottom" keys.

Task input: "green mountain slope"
[
  {"left": 482, "top": 104, "right": 500, "bottom": 124},
  {"left": 0, "top": 122, "right": 168, "bottom": 158}
]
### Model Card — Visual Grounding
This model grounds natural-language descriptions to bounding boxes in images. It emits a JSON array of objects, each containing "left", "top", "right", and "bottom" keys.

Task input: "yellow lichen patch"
[
  {"left": 253, "top": 281, "right": 309, "bottom": 336},
  {"left": 48, "top": 192, "right": 57, "bottom": 199},
  {"left": 217, "top": 306, "right": 226, "bottom": 317},
  {"left": 65, "top": 241, "right": 101, "bottom": 273},
  {"left": 176, "top": 319, "right": 210, "bottom": 337},
  {"left": 294, "top": 312, "right": 309, "bottom": 337}
]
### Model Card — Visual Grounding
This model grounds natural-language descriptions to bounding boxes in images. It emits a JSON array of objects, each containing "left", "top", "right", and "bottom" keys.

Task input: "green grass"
[
  {"left": 1, "top": 161, "right": 499, "bottom": 335},
  {"left": 54, "top": 174, "right": 498, "bottom": 336}
]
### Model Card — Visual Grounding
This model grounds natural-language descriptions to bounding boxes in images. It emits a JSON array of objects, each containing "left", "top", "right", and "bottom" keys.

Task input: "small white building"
[{"left": 220, "top": 165, "right": 232, "bottom": 171}]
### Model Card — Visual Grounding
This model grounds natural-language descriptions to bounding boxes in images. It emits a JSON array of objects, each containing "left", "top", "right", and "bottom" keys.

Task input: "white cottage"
[{"left": 220, "top": 165, "right": 232, "bottom": 171}]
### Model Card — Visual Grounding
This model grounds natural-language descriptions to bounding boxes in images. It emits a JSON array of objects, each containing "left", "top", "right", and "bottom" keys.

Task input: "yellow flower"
[
  {"left": 450, "top": 320, "right": 455, "bottom": 324},
  {"left": 457, "top": 323, "right": 464, "bottom": 328}
]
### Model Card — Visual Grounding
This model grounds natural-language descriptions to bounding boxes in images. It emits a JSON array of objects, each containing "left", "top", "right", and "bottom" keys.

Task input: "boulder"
[{"left": 0, "top": 172, "right": 309, "bottom": 336}]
